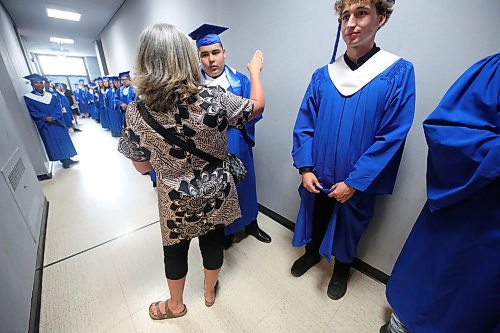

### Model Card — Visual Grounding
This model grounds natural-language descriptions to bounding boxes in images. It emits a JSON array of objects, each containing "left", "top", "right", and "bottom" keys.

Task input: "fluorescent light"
[
  {"left": 50, "top": 37, "right": 74, "bottom": 44},
  {"left": 46, "top": 8, "right": 81, "bottom": 21}
]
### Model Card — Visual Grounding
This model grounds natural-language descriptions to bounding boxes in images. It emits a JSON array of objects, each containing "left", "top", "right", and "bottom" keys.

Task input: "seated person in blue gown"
[
  {"left": 23, "top": 74, "right": 79, "bottom": 169},
  {"left": 188, "top": 23, "right": 271, "bottom": 246},
  {"left": 291, "top": 0, "right": 415, "bottom": 300},
  {"left": 382, "top": 53, "right": 500, "bottom": 333}
]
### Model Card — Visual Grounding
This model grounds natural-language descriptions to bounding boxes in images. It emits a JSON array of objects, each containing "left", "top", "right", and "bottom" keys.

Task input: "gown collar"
[
  {"left": 203, "top": 65, "right": 240, "bottom": 91},
  {"left": 24, "top": 91, "right": 53, "bottom": 104},
  {"left": 328, "top": 50, "right": 400, "bottom": 97}
]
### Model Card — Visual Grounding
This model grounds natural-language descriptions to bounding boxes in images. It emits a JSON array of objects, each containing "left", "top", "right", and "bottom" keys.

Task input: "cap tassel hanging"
[{"left": 329, "top": 23, "right": 342, "bottom": 64}]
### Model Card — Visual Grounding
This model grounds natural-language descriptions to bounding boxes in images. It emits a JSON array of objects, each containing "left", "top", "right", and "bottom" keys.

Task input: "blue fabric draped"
[
  {"left": 291, "top": 59, "right": 416, "bottom": 262},
  {"left": 386, "top": 53, "right": 500, "bottom": 333},
  {"left": 112, "top": 86, "right": 135, "bottom": 136},
  {"left": 86, "top": 90, "right": 99, "bottom": 120},
  {"left": 202, "top": 66, "right": 262, "bottom": 234},
  {"left": 56, "top": 90, "right": 74, "bottom": 127},
  {"left": 24, "top": 92, "right": 77, "bottom": 161},
  {"left": 107, "top": 88, "right": 122, "bottom": 137},
  {"left": 97, "top": 89, "right": 111, "bottom": 129}
]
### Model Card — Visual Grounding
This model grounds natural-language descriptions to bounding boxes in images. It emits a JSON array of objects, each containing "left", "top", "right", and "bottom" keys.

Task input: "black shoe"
[
  {"left": 152, "top": 181, "right": 157, "bottom": 188},
  {"left": 379, "top": 323, "right": 389, "bottom": 333},
  {"left": 224, "top": 234, "right": 234, "bottom": 250},
  {"left": 291, "top": 253, "right": 321, "bottom": 277},
  {"left": 62, "top": 163, "right": 70, "bottom": 169},
  {"left": 73, "top": 127, "right": 82, "bottom": 132},
  {"left": 246, "top": 227, "right": 272, "bottom": 243},
  {"left": 67, "top": 159, "right": 79, "bottom": 166},
  {"left": 327, "top": 261, "right": 351, "bottom": 300},
  {"left": 245, "top": 221, "right": 272, "bottom": 243}
]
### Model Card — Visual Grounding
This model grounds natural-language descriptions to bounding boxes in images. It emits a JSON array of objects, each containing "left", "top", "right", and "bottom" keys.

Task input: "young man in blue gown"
[
  {"left": 291, "top": 0, "right": 415, "bottom": 300},
  {"left": 23, "top": 74, "right": 79, "bottom": 169},
  {"left": 382, "top": 53, "right": 500, "bottom": 333},
  {"left": 189, "top": 23, "right": 272, "bottom": 246}
]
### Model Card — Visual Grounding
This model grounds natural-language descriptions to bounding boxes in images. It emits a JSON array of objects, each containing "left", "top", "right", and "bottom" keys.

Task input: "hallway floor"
[{"left": 40, "top": 117, "right": 390, "bottom": 333}]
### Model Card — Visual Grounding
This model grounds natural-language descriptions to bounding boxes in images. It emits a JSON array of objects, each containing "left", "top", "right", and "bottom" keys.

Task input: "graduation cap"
[
  {"left": 102, "top": 76, "right": 110, "bottom": 81},
  {"left": 78, "top": 79, "right": 85, "bottom": 82},
  {"left": 112, "top": 76, "right": 120, "bottom": 82},
  {"left": 95, "top": 77, "right": 103, "bottom": 82},
  {"left": 23, "top": 74, "right": 48, "bottom": 82},
  {"left": 118, "top": 71, "right": 130, "bottom": 79},
  {"left": 189, "top": 24, "right": 228, "bottom": 48}
]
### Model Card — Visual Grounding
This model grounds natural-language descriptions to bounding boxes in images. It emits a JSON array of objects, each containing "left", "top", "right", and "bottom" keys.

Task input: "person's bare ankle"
[{"left": 167, "top": 299, "right": 184, "bottom": 314}]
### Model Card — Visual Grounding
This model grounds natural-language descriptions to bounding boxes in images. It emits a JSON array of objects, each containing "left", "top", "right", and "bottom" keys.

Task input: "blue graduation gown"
[
  {"left": 112, "top": 85, "right": 135, "bottom": 135},
  {"left": 24, "top": 91, "right": 77, "bottom": 161},
  {"left": 202, "top": 65, "right": 262, "bottom": 235},
  {"left": 386, "top": 54, "right": 500, "bottom": 333},
  {"left": 56, "top": 90, "right": 74, "bottom": 127},
  {"left": 292, "top": 54, "right": 416, "bottom": 263},
  {"left": 107, "top": 88, "right": 122, "bottom": 136},
  {"left": 87, "top": 90, "right": 99, "bottom": 120},
  {"left": 98, "top": 89, "right": 110, "bottom": 129},
  {"left": 78, "top": 89, "right": 91, "bottom": 115}
]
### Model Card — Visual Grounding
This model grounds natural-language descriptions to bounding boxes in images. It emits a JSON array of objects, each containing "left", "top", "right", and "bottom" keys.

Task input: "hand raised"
[{"left": 247, "top": 50, "right": 264, "bottom": 74}]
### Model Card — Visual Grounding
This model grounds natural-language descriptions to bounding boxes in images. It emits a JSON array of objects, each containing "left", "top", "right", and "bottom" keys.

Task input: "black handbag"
[{"left": 136, "top": 101, "right": 247, "bottom": 184}]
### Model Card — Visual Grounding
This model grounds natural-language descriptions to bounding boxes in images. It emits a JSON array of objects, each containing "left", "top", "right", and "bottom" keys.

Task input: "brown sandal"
[{"left": 149, "top": 300, "right": 187, "bottom": 320}]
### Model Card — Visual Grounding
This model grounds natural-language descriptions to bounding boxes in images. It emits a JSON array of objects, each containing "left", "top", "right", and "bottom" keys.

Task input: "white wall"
[
  {"left": 100, "top": 0, "right": 220, "bottom": 76},
  {"left": 0, "top": 5, "right": 47, "bottom": 332},
  {"left": 0, "top": 4, "right": 49, "bottom": 177},
  {"left": 99, "top": 0, "right": 500, "bottom": 274}
]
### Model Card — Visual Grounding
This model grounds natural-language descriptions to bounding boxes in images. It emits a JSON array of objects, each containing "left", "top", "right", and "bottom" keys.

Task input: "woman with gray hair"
[{"left": 118, "top": 23, "right": 265, "bottom": 320}]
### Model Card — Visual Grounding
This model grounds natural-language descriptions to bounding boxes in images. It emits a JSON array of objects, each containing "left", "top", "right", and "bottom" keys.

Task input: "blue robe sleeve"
[
  {"left": 344, "top": 61, "right": 416, "bottom": 194},
  {"left": 423, "top": 54, "right": 500, "bottom": 212},
  {"left": 24, "top": 97, "right": 50, "bottom": 129},
  {"left": 292, "top": 70, "right": 320, "bottom": 169},
  {"left": 114, "top": 88, "right": 123, "bottom": 110},
  {"left": 240, "top": 74, "right": 262, "bottom": 146}
]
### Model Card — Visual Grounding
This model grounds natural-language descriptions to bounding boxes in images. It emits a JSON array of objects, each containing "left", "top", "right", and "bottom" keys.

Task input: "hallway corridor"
[{"left": 39, "top": 118, "right": 389, "bottom": 333}]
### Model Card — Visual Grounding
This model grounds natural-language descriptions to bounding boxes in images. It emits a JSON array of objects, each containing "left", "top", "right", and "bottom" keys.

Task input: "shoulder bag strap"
[{"left": 136, "top": 101, "right": 222, "bottom": 165}]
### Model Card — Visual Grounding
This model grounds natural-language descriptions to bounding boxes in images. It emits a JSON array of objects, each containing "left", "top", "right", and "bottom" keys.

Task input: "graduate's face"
[
  {"left": 32, "top": 81, "right": 44, "bottom": 93},
  {"left": 121, "top": 77, "right": 130, "bottom": 87},
  {"left": 114, "top": 81, "right": 120, "bottom": 88},
  {"left": 340, "top": 3, "right": 386, "bottom": 50},
  {"left": 199, "top": 43, "right": 226, "bottom": 78}
]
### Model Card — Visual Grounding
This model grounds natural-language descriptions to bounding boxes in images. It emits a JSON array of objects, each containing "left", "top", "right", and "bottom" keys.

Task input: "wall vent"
[{"left": 7, "top": 157, "right": 25, "bottom": 192}]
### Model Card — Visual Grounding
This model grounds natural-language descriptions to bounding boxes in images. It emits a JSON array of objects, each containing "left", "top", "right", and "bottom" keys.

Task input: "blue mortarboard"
[
  {"left": 118, "top": 71, "right": 130, "bottom": 79},
  {"left": 189, "top": 24, "right": 228, "bottom": 48},
  {"left": 23, "top": 74, "right": 48, "bottom": 82},
  {"left": 78, "top": 79, "right": 85, "bottom": 82},
  {"left": 112, "top": 76, "right": 120, "bottom": 82},
  {"left": 54, "top": 82, "right": 60, "bottom": 86},
  {"left": 95, "top": 77, "right": 102, "bottom": 82},
  {"left": 102, "top": 76, "right": 110, "bottom": 81}
]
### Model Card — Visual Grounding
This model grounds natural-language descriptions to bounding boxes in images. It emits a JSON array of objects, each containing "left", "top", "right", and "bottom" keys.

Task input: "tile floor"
[{"left": 40, "top": 117, "right": 390, "bottom": 333}]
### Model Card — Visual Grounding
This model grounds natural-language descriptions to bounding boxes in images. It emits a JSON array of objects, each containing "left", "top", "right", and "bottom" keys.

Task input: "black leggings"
[{"left": 163, "top": 227, "right": 225, "bottom": 280}]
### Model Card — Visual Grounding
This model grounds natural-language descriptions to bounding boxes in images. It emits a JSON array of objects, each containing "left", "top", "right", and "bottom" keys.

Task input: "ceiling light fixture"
[
  {"left": 46, "top": 8, "right": 81, "bottom": 21},
  {"left": 50, "top": 37, "right": 74, "bottom": 44}
]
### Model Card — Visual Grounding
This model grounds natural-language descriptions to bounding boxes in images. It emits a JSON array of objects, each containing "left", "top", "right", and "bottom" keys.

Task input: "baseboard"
[
  {"left": 37, "top": 162, "right": 53, "bottom": 181},
  {"left": 257, "top": 203, "right": 390, "bottom": 285},
  {"left": 28, "top": 198, "right": 49, "bottom": 333}
]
